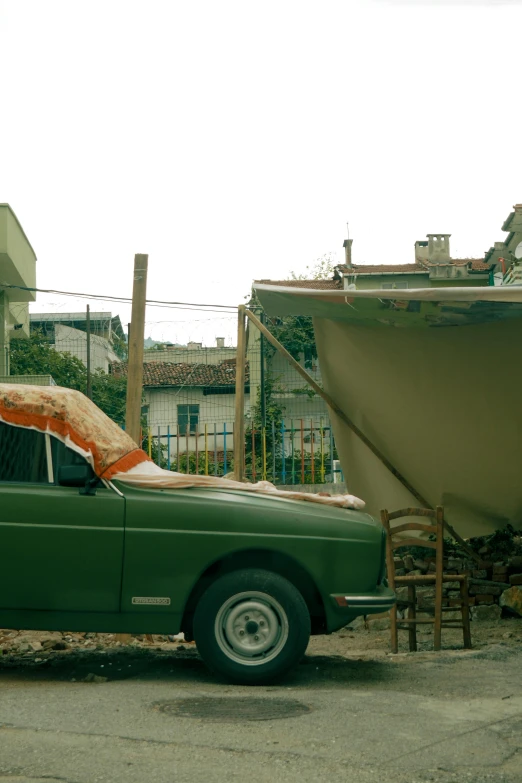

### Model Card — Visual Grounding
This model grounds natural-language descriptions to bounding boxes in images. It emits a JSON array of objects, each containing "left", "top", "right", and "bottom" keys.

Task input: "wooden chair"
[{"left": 380, "top": 506, "right": 472, "bottom": 653}]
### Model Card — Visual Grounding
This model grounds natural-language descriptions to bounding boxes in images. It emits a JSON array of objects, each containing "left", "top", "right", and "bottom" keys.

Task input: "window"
[
  {"left": 177, "top": 404, "right": 199, "bottom": 435},
  {"left": 382, "top": 281, "right": 408, "bottom": 290},
  {"left": 51, "top": 438, "right": 95, "bottom": 482},
  {"left": 0, "top": 421, "right": 49, "bottom": 483}
]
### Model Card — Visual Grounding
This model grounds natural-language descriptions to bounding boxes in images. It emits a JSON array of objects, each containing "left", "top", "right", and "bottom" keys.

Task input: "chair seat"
[{"left": 397, "top": 618, "right": 464, "bottom": 625}]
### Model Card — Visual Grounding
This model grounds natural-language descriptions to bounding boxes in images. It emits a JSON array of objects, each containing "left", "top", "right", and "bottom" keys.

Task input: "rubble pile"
[
  {"left": 0, "top": 630, "right": 193, "bottom": 658},
  {"left": 390, "top": 550, "right": 522, "bottom": 624}
]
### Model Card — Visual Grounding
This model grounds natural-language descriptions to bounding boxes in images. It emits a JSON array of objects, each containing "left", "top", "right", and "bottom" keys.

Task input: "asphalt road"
[{"left": 1, "top": 643, "right": 521, "bottom": 783}]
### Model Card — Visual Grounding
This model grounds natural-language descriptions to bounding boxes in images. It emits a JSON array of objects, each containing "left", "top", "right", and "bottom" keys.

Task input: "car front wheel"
[{"left": 193, "top": 568, "right": 311, "bottom": 684}]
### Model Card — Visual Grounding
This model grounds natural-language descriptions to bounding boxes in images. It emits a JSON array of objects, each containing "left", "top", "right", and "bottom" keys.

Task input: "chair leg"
[
  {"left": 407, "top": 585, "right": 417, "bottom": 652},
  {"left": 390, "top": 603, "right": 398, "bottom": 654},
  {"left": 434, "top": 577, "right": 443, "bottom": 651},
  {"left": 460, "top": 579, "right": 472, "bottom": 649}
]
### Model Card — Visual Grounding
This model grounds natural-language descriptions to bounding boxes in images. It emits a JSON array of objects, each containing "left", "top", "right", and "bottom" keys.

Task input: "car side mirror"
[{"left": 57, "top": 464, "right": 100, "bottom": 495}]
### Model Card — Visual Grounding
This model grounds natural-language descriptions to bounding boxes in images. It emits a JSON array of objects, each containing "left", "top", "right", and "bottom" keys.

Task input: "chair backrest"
[{"left": 380, "top": 506, "right": 444, "bottom": 589}]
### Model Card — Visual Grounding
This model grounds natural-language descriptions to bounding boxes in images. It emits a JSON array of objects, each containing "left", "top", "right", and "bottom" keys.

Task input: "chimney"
[
  {"left": 427, "top": 234, "right": 451, "bottom": 264},
  {"left": 415, "top": 240, "right": 429, "bottom": 264},
  {"left": 343, "top": 238, "right": 353, "bottom": 269},
  {"left": 216, "top": 337, "right": 225, "bottom": 348},
  {"left": 512, "top": 204, "right": 522, "bottom": 230}
]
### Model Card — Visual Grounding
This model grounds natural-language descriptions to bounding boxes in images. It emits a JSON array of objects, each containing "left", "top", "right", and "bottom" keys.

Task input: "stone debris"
[
  {"left": 499, "top": 585, "right": 522, "bottom": 616},
  {"left": 0, "top": 629, "right": 196, "bottom": 658},
  {"left": 471, "top": 604, "right": 502, "bottom": 622},
  {"left": 83, "top": 672, "right": 108, "bottom": 683},
  {"left": 383, "top": 534, "right": 522, "bottom": 626}
]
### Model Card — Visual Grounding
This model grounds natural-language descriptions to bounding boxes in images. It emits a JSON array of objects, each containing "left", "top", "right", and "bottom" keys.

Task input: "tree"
[
  {"left": 9, "top": 330, "right": 86, "bottom": 390},
  {"left": 9, "top": 331, "right": 131, "bottom": 427},
  {"left": 290, "top": 252, "right": 337, "bottom": 281},
  {"left": 260, "top": 251, "right": 337, "bottom": 369},
  {"left": 90, "top": 371, "right": 128, "bottom": 427}
]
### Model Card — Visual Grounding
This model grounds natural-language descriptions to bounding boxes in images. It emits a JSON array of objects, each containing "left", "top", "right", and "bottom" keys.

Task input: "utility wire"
[{"left": 0, "top": 282, "right": 239, "bottom": 313}]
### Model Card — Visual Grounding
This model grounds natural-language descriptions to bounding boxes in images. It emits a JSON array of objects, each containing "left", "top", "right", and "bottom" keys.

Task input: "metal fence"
[{"left": 143, "top": 419, "right": 343, "bottom": 485}]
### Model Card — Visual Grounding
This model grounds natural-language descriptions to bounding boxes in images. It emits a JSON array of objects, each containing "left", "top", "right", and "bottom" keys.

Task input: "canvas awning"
[{"left": 254, "top": 283, "right": 522, "bottom": 537}]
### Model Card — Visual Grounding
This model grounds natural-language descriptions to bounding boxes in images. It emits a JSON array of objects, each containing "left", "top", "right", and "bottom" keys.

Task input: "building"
[
  {"left": 0, "top": 204, "right": 37, "bottom": 376},
  {"left": 112, "top": 356, "right": 250, "bottom": 455},
  {"left": 30, "top": 312, "right": 125, "bottom": 373},
  {"left": 336, "top": 235, "right": 492, "bottom": 291},
  {"left": 485, "top": 204, "right": 522, "bottom": 286},
  {"left": 143, "top": 338, "right": 236, "bottom": 365}
]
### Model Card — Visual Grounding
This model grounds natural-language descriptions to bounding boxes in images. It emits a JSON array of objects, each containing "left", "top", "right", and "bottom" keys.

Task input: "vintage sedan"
[{"left": 0, "top": 384, "right": 395, "bottom": 683}]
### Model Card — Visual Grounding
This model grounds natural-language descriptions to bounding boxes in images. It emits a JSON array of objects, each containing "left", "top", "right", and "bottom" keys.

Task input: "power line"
[{"left": 0, "top": 282, "right": 239, "bottom": 313}]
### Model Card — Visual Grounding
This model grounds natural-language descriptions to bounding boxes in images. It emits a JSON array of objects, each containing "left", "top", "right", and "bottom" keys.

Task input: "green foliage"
[
  {"left": 467, "top": 524, "right": 522, "bottom": 557},
  {"left": 111, "top": 334, "right": 128, "bottom": 361},
  {"left": 91, "top": 371, "right": 128, "bottom": 427},
  {"left": 290, "top": 252, "right": 337, "bottom": 281},
  {"left": 290, "top": 386, "right": 318, "bottom": 398},
  {"left": 9, "top": 330, "right": 86, "bottom": 390},
  {"left": 171, "top": 452, "right": 232, "bottom": 477},
  {"left": 266, "top": 315, "right": 317, "bottom": 369},
  {"left": 245, "top": 374, "right": 285, "bottom": 480},
  {"left": 249, "top": 253, "right": 337, "bottom": 370},
  {"left": 9, "top": 331, "right": 134, "bottom": 428}
]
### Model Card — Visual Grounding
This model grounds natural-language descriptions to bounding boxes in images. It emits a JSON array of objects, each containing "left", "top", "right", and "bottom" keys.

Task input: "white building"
[
  {"left": 112, "top": 356, "right": 250, "bottom": 458},
  {"left": 30, "top": 312, "right": 125, "bottom": 372}
]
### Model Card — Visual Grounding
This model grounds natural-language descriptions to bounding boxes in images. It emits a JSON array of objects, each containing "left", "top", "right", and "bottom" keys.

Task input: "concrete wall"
[
  {"left": 0, "top": 205, "right": 37, "bottom": 296},
  {"left": 345, "top": 271, "right": 489, "bottom": 291},
  {"left": 0, "top": 205, "right": 36, "bottom": 375},
  {"left": 346, "top": 274, "right": 430, "bottom": 290},
  {"left": 143, "top": 347, "right": 237, "bottom": 365},
  {"left": 0, "top": 374, "right": 56, "bottom": 386},
  {"left": 145, "top": 386, "right": 252, "bottom": 452},
  {"left": 54, "top": 325, "right": 118, "bottom": 373}
]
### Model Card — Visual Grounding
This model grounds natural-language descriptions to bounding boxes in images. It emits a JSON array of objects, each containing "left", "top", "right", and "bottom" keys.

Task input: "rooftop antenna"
[{"left": 346, "top": 221, "right": 350, "bottom": 240}]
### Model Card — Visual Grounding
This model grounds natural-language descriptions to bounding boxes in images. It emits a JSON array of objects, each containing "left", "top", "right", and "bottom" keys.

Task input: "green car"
[{"left": 0, "top": 387, "right": 394, "bottom": 684}]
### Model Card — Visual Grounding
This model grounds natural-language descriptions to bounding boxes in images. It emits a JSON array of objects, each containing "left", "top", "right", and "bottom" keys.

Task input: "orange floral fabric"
[{"left": 0, "top": 384, "right": 150, "bottom": 478}]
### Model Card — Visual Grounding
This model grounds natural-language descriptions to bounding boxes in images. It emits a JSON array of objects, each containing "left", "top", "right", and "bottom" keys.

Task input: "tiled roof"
[
  {"left": 255, "top": 278, "right": 342, "bottom": 289},
  {"left": 337, "top": 259, "right": 491, "bottom": 274},
  {"left": 452, "top": 258, "right": 491, "bottom": 271},
  {"left": 337, "top": 263, "right": 427, "bottom": 274},
  {"left": 112, "top": 358, "right": 249, "bottom": 388}
]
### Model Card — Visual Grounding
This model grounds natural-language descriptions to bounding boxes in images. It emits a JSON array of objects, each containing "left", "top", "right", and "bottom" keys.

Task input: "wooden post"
[
  {"left": 125, "top": 254, "right": 148, "bottom": 445},
  {"left": 434, "top": 506, "right": 444, "bottom": 651},
  {"left": 117, "top": 256, "right": 147, "bottom": 646},
  {"left": 86, "top": 305, "right": 92, "bottom": 399},
  {"left": 234, "top": 305, "right": 247, "bottom": 481}
]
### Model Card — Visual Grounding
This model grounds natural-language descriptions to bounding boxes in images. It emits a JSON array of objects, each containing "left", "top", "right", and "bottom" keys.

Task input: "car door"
[{"left": 0, "top": 421, "right": 125, "bottom": 612}]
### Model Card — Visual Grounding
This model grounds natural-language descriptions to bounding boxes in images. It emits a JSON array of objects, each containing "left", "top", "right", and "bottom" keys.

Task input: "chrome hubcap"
[{"left": 215, "top": 591, "right": 289, "bottom": 666}]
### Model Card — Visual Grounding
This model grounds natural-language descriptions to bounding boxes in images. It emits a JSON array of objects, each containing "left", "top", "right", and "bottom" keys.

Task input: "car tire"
[{"left": 193, "top": 568, "right": 311, "bottom": 684}]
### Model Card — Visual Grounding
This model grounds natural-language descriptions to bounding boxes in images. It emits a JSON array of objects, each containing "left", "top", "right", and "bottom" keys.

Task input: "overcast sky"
[{"left": 1, "top": 0, "right": 521, "bottom": 345}]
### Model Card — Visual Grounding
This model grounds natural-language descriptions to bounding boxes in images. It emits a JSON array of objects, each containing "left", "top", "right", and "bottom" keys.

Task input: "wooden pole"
[
  {"left": 125, "top": 254, "right": 148, "bottom": 445},
  {"left": 234, "top": 305, "right": 247, "bottom": 481},
  {"left": 117, "top": 257, "right": 147, "bottom": 646},
  {"left": 86, "top": 305, "right": 92, "bottom": 399}
]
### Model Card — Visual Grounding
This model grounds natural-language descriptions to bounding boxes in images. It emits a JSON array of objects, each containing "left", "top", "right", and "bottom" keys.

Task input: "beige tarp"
[{"left": 254, "top": 284, "right": 522, "bottom": 537}]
